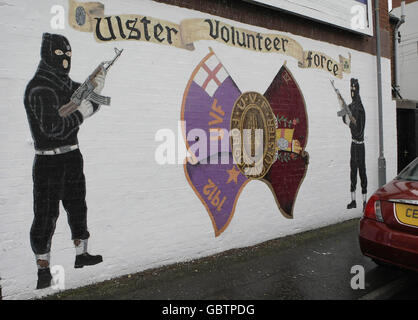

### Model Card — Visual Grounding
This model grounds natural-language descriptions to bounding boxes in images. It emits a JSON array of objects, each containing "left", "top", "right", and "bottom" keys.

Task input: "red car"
[{"left": 359, "top": 157, "right": 418, "bottom": 272}]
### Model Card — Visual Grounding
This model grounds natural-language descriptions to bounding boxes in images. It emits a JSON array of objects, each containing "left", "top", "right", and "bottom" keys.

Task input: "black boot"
[
  {"left": 347, "top": 200, "right": 357, "bottom": 209},
  {"left": 74, "top": 253, "right": 103, "bottom": 268},
  {"left": 36, "top": 268, "right": 52, "bottom": 290}
]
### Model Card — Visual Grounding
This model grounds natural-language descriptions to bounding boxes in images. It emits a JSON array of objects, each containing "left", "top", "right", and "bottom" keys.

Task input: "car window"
[{"left": 397, "top": 157, "right": 418, "bottom": 181}]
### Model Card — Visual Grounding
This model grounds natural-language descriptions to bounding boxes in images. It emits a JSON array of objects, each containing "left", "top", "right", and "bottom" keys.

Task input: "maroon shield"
[{"left": 263, "top": 65, "right": 309, "bottom": 218}]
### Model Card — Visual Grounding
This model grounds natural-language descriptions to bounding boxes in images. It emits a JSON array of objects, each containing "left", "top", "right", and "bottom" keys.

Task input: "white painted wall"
[
  {"left": 392, "top": 1, "right": 418, "bottom": 100},
  {"left": 0, "top": 0, "right": 397, "bottom": 299}
]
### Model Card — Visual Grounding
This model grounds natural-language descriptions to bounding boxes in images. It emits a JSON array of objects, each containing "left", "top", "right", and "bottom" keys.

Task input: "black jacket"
[
  {"left": 345, "top": 99, "right": 365, "bottom": 142},
  {"left": 24, "top": 61, "right": 84, "bottom": 150},
  {"left": 24, "top": 33, "right": 98, "bottom": 150}
]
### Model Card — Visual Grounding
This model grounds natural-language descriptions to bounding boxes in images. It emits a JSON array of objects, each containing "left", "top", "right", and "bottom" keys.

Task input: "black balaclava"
[
  {"left": 40, "top": 33, "right": 72, "bottom": 75},
  {"left": 350, "top": 78, "right": 360, "bottom": 101}
]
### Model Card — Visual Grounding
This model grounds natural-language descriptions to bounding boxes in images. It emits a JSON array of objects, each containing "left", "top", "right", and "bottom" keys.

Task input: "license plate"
[{"left": 395, "top": 203, "right": 418, "bottom": 227}]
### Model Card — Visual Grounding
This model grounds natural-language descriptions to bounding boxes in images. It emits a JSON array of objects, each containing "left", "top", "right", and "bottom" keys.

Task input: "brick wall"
[
  {"left": 379, "top": 0, "right": 391, "bottom": 32},
  {"left": 157, "top": 0, "right": 391, "bottom": 58},
  {"left": 392, "top": 0, "right": 418, "bottom": 8},
  {"left": 389, "top": 15, "right": 398, "bottom": 96}
]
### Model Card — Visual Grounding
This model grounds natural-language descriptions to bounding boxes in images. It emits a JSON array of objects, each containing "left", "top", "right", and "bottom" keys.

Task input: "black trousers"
[
  {"left": 350, "top": 142, "right": 367, "bottom": 194},
  {"left": 30, "top": 149, "right": 90, "bottom": 255}
]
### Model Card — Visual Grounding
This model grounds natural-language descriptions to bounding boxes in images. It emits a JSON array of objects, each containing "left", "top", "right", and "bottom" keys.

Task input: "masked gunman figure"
[
  {"left": 341, "top": 79, "right": 367, "bottom": 210},
  {"left": 24, "top": 33, "right": 105, "bottom": 289}
]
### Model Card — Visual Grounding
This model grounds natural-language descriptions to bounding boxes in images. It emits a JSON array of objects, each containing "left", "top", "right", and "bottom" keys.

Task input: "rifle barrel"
[{"left": 105, "top": 48, "right": 123, "bottom": 71}]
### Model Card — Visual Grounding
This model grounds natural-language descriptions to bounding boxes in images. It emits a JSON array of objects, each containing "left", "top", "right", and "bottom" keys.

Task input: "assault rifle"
[
  {"left": 59, "top": 47, "right": 123, "bottom": 117},
  {"left": 330, "top": 80, "right": 356, "bottom": 126}
]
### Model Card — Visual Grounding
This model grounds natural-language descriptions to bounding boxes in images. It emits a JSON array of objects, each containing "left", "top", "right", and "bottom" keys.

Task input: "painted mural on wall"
[
  {"left": 332, "top": 79, "right": 368, "bottom": 209},
  {"left": 181, "top": 50, "right": 309, "bottom": 236},
  {"left": 18, "top": 0, "right": 361, "bottom": 292},
  {"left": 23, "top": 33, "right": 121, "bottom": 289}
]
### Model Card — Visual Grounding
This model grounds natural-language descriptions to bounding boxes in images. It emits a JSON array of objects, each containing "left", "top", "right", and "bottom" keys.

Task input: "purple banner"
[{"left": 182, "top": 51, "right": 249, "bottom": 235}]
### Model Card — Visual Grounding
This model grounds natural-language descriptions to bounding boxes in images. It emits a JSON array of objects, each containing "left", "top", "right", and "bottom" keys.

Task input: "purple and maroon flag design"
[
  {"left": 182, "top": 50, "right": 309, "bottom": 236},
  {"left": 182, "top": 50, "right": 249, "bottom": 236}
]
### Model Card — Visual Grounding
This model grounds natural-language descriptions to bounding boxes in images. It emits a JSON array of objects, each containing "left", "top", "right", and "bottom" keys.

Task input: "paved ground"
[{"left": 44, "top": 218, "right": 418, "bottom": 300}]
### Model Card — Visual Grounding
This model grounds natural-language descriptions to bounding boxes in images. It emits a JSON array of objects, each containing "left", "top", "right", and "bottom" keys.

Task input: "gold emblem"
[{"left": 230, "top": 92, "right": 277, "bottom": 179}]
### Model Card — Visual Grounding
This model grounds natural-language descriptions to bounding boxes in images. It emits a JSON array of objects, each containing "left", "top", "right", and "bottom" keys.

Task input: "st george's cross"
[{"left": 181, "top": 49, "right": 309, "bottom": 236}]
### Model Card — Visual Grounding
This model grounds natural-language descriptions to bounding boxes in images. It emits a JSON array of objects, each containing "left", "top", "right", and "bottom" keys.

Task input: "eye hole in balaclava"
[{"left": 41, "top": 33, "right": 72, "bottom": 75}]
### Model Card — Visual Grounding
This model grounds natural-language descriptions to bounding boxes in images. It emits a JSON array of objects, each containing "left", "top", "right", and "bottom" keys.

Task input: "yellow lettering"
[
  {"left": 203, "top": 179, "right": 228, "bottom": 212},
  {"left": 217, "top": 196, "right": 227, "bottom": 212},
  {"left": 208, "top": 111, "right": 223, "bottom": 126},
  {"left": 211, "top": 99, "right": 225, "bottom": 116},
  {"left": 211, "top": 190, "right": 221, "bottom": 206},
  {"left": 203, "top": 179, "right": 216, "bottom": 196}
]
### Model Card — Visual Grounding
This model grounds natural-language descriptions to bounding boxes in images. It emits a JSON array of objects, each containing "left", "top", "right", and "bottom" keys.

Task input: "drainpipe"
[
  {"left": 375, "top": 0, "right": 386, "bottom": 187},
  {"left": 393, "top": 1, "right": 406, "bottom": 97}
]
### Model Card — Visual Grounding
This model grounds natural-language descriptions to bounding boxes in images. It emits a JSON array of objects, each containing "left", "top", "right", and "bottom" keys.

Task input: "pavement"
[{"left": 44, "top": 218, "right": 418, "bottom": 300}]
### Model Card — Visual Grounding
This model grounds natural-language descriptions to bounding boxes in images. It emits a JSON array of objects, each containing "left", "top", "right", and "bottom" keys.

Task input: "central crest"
[{"left": 230, "top": 92, "right": 277, "bottom": 180}]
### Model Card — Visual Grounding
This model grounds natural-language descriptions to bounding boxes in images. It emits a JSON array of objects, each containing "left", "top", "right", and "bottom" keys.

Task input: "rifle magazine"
[{"left": 89, "top": 91, "right": 111, "bottom": 106}]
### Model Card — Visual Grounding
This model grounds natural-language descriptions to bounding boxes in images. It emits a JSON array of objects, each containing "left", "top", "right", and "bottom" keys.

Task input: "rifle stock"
[
  {"left": 59, "top": 100, "right": 79, "bottom": 117},
  {"left": 347, "top": 112, "right": 356, "bottom": 126}
]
